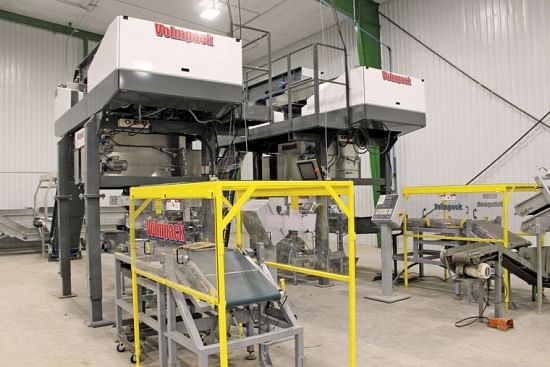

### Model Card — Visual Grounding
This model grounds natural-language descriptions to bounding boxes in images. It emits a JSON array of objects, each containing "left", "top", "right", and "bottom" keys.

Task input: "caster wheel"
[
  {"left": 116, "top": 343, "right": 125, "bottom": 352},
  {"left": 130, "top": 353, "right": 137, "bottom": 364}
]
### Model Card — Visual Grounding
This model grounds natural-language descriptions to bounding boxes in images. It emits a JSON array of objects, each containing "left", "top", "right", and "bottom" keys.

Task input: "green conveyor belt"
[{"left": 189, "top": 249, "right": 281, "bottom": 307}]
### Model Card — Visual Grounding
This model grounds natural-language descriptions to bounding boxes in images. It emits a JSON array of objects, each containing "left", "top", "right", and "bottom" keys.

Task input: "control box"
[{"left": 372, "top": 194, "right": 403, "bottom": 229}]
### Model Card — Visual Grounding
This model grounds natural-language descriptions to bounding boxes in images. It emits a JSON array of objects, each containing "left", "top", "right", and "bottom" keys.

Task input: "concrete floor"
[{"left": 1, "top": 246, "right": 550, "bottom": 367}]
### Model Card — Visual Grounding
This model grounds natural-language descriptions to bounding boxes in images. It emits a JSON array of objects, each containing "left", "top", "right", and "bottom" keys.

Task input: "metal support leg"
[
  {"left": 57, "top": 135, "right": 73, "bottom": 297},
  {"left": 84, "top": 116, "right": 109, "bottom": 326},
  {"left": 115, "top": 258, "right": 124, "bottom": 339},
  {"left": 167, "top": 293, "right": 178, "bottom": 367},
  {"left": 245, "top": 320, "right": 256, "bottom": 360},
  {"left": 197, "top": 353, "right": 208, "bottom": 367},
  {"left": 158, "top": 284, "right": 168, "bottom": 367},
  {"left": 536, "top": 222, "right": 543, "bottom": 314},
  {"left": 392, "top": 235, "right": 398, "bottom": 278},
  {"left": 315, "top": 199, "right": 331, "bottom": 287},
  {"left": 418, "top": 242, "right": 425, "bottom": 278},
  {"left": 294, "top": 328, "right": 304, "bottom": 367},
  {"left": 365, "top": 224, "right": 410, "bottom": 303},
  {"left": 495, "top": 247, "right": 504, "bottom": 318}
]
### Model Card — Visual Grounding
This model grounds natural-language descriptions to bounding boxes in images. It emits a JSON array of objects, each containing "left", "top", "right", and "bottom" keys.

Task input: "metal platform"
[
  {"left": 55, "top": 69, "right": 242, "bottom": 137},
  {"left": 235, "top": 103, "right": 426, "bottom": 150}
]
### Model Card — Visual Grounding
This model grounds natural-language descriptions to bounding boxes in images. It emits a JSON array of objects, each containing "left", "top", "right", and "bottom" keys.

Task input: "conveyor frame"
[{"left": 129, "top": 180, "right": 357, "bottom": 367}]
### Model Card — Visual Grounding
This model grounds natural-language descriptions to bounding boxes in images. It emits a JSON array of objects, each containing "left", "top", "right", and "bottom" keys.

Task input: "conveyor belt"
[
  {"left": 186, "top": 249, "right": 281, "bottom": 307},
  {"left": 442, "top": 236, "right": 550, "bottom": 288},
  {"left": 470, "top": 220, "right": 531, "bottom": 249}
]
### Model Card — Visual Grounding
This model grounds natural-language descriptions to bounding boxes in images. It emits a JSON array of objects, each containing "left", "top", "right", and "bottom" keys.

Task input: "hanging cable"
[
  {"left": 224, "top": 0, "right": 234, "bottom": 37},
  {"left": 378, "top": 12, "right": 550, "bottom": 131},
  {"left": 320, "top": 0, "right": 393, "bottom": 70},
  {"left": 64, "top": 0, "right": 100, "bottom": 75},
  {"left": 187, "top": 109, "right": 222, "bottom": 124},
  {"left": 379, "top": 11, "right": 550, "bottom": 184},
  {"left": 237, "top": 0, "right": 243, "bottom": 40},
  {"left": 330, "top": 5, "right": 352, "bottom": 133},
  {"left": 466, "top": 110, "right": 550, "bottom": 184},
  {"left": 319, "top": 0, "right": 330, "bottom": 172}
]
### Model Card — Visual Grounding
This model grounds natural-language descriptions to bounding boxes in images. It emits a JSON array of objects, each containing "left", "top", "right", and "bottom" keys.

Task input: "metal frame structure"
[
  {"left": 129, "top": 180, "right": 356, "bottom": 367},
  {"left": 236, "top": 41, "right": 425, "bottom": 235},
  {"left": 54, "top": 19, "right": 277, "bottom": 326},
  {"left": 401, "top": 184, "right": 540, "bottom": 315}
]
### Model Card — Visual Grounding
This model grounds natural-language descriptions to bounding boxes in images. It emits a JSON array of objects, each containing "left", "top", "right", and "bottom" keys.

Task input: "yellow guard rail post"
[
  {"left": 401, "top": 184, "right": 539, "bottom": 305},
  {"left": 129, "top": 180, "right": 356, "bottom": 367}
]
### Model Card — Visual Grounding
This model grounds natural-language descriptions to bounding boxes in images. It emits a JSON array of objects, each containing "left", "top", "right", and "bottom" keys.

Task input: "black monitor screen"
[
  {"left": 297, "top": 161, "right": 319, "bottom": 180},
  {"left": 379, "top": 195, "right": 398, "bottom": 209}
]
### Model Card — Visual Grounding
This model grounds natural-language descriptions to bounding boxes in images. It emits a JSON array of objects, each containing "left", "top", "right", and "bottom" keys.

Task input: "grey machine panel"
[
  {"left": 55, "top": 69, "right": 243, "bottom": 137},
  {"left": 236, "top": 103, "right": 426, "bottom": 146}
]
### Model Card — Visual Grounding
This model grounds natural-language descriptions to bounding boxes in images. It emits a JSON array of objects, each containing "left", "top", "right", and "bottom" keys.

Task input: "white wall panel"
[
  {"left": 0, "top": 19, "right": 83, "bottom": 209},
  {"left": 380, "top": 0, "right": 550, "bottom": 229}
]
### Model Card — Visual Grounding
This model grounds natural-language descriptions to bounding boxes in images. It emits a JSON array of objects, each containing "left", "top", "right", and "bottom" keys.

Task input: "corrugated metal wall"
[
  {"left": 380, "top": 0, "right": 550, "bottom": 228},
  {"left": 246, "top": 17, "right": 376, "bottom": 218},
  {"left": 0, "top": 19, "right": 83, "bottom": 209}
]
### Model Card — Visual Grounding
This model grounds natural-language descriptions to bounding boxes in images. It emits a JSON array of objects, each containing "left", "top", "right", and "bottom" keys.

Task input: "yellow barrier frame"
[
  {"left": 401, "top": 183, "right": 539, "bottom": 306},
  {"left": 129, "top": 180, "right": 356, "bottom": 367}
]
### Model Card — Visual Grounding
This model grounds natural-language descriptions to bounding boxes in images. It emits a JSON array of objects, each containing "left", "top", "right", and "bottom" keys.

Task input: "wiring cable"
[
  {"left": 64, "top": 0, "right": 100, "bottom": 74},
  {"left": 466, "top": 110, "right": 550, "bottom": 184},
  {"left": 224, "top": 0, "right": 234, "bottom": 37},
  {"left": 319, "top": 0, "right": 330, "bottom": 172},
  {"left": 237, "top": 0, "right": 243, "bottom": 40},
  {"left": 454, "top": 280, "right": 489, "bottom": 327},
  {"left": 378, "top": 11, "right": 550, "bottom": 132},
  {"left": 378, "top": 11, "right": 550, "bottom": 184},
  {"left": 186, "top": 109, "right": 222, "bottom": 124},
  {"left": 330, "top": 4, "right": 352, "bottom": 132}
]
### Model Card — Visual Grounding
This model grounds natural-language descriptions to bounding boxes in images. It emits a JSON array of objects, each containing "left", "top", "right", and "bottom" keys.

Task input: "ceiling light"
[{"left": 200, "top": 7, "right": 220, "bottom": 20}]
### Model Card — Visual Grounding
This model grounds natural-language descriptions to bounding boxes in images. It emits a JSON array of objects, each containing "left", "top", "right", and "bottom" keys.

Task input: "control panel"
[{"left": 372, "top": 194, "right": 403, "bottom": 228}]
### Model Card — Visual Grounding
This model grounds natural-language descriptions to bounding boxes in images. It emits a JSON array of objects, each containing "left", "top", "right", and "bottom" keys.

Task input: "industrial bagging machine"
[
  {"left": 53, "top": 14, "right": 361, "bottom": 366},
  {"left": 54, "top": 15, "right": 244, "bottom": 325},
  {"left": 54, "top": 9, "right": 428, "bottom": 325}
]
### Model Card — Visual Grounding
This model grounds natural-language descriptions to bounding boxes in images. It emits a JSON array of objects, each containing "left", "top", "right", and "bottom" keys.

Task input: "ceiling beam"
[{"left": 0, "top": 8, "right": 103, "bottom": 42}]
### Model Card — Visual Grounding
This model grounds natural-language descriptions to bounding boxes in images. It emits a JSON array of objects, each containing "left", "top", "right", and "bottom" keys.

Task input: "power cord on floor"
[{"left": 454, "top": 279, "right": 489, "bottom": 327}]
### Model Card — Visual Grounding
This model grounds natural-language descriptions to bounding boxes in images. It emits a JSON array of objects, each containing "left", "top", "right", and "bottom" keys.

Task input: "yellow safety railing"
[
  {"left": 129, "top": 180, "right": 356, "bottom": 367},
  {"left": 401, "top": 183, "right": 540, "bottom": 307}
]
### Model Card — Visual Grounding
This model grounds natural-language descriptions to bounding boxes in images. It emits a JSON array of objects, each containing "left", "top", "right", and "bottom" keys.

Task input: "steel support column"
[
  {"left": 84, "top": 115, "right": 105, "bottom": 325},
  {"left": 57, "top": 135, "right": 74, "bottom": 296}
]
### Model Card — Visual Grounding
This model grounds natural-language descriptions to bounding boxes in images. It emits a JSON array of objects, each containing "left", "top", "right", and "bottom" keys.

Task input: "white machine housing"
[
  {"left": 302, "top": 67, "right": 425, "bottom": 118},
  {"left": 54, "top": 84, "right": 84, "bottom": 121},
  {"left": 87, "top": 16, "right": 242, "bottom": 92}
]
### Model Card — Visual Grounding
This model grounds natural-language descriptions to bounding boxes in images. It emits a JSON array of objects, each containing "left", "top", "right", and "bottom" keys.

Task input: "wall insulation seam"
[
  {"left": 380, "top": 0, "right": 550, "bottom": 230},
  {"left": 0, "top": 18, "right": 82, "bottom": 209}
]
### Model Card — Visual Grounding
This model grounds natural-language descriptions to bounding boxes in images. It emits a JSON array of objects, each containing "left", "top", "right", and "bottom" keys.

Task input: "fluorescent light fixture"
[{"left": 200, "top": 7, "right": 220, "bottom": 20}]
